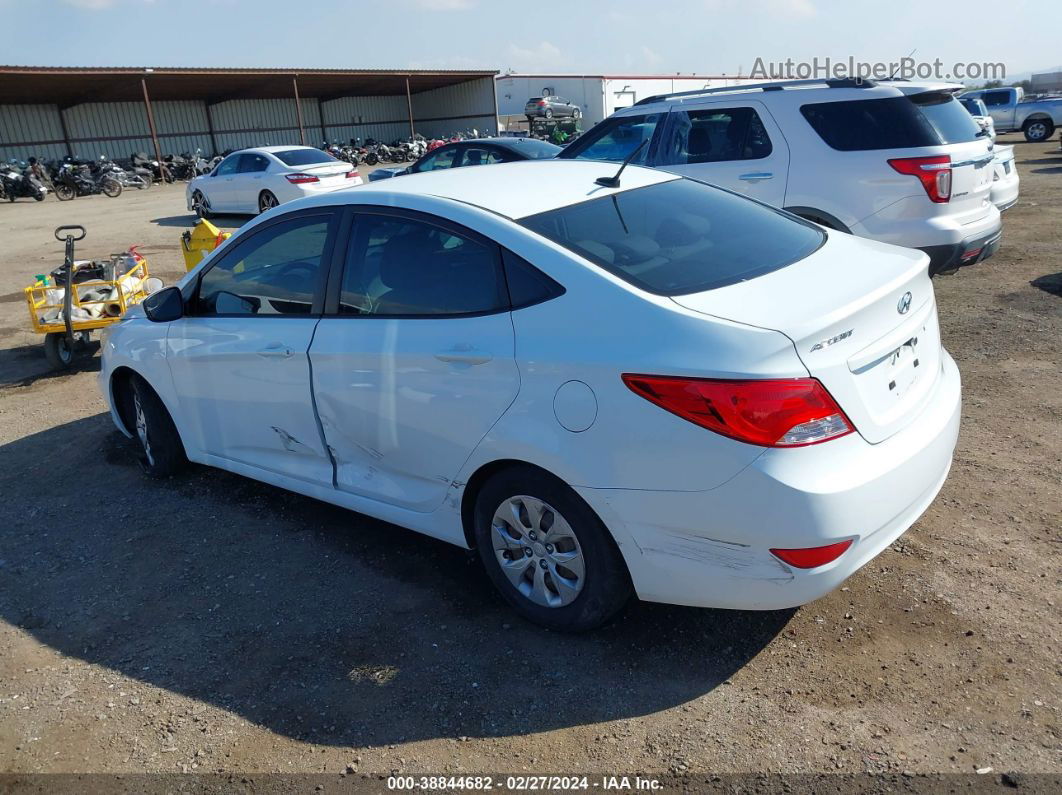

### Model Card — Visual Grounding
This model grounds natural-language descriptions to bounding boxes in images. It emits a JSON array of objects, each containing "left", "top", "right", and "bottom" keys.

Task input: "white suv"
[{"left": 559, "top": 78, "right": 1002, "bottom": 275}]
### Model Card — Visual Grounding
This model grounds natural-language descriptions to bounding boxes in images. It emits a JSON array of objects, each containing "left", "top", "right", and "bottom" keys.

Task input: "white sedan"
[
  {"left": 104, "top": 160, "right": 960, "bottom": 631},
  {"left": 186, "top": 145, "right": 362, "bottom": 217}
]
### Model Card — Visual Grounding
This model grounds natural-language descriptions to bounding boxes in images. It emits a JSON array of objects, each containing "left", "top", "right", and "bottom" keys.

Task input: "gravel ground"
[{"left": 0, "top": 138, "right": 1059, "bottom": 785}]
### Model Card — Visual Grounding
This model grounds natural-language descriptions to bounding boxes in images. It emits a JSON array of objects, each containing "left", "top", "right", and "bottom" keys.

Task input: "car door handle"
[
  {"left": 739, "top": 172, "right": 773, "bottom": 182},
  {"left": 257, "top": 343, "right": 294, "bottom": 359},
  {"left": 434, "top": 347, "right": 492, "bottom": 365}
]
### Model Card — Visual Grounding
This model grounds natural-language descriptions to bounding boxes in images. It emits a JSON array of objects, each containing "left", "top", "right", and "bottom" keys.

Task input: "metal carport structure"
[{"left": 0, "top": 66, "right": 499, "bottom": 162}]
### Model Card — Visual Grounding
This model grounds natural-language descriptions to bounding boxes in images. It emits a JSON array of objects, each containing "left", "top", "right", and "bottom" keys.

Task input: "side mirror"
[{"left": 143, "top": 286, "right": 184, "bottom": 323}]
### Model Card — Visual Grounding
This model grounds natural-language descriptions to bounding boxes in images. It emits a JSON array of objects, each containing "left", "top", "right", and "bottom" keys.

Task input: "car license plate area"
[{"left": 883, "top": 337, "right": 921, "bottom": 400}]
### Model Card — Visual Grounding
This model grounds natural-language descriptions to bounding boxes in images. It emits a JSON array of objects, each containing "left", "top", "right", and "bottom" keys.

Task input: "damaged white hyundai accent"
[{"left": 100, "top": 159, "right": 961, "bottom": 631}]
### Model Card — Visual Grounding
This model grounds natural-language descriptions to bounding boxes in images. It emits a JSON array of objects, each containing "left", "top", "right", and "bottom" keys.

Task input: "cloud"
[
  {"left": 414, "top": 0, "right": 475, "bottom": 9},
  {"left": 505, "top": 41, "right": 566, "bottom": 72}
]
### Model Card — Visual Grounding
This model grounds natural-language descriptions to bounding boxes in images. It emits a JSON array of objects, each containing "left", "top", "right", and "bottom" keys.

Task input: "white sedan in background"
[
  {"left": 187, "top": 145, "right": 362, "bottom": 217},
  {"left": 107, "top": 160, "right": 960, "bottom": 631}
]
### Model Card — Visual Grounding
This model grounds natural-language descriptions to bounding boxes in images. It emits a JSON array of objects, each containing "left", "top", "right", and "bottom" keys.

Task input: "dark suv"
[{"left": 525, "top": 96, "right": 582, "bottom": 121}]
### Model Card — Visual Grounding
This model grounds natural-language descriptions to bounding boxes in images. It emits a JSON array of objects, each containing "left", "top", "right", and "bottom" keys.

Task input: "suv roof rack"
[{"left": 634, "top": 77, "right": 877, "bottom": 106}]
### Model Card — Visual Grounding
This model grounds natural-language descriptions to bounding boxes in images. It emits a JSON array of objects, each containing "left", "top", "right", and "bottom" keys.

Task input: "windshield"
[
  {"left": 960, "top": 98, "right": 988, "bottom": 116},
  {"left": 558, "top": 113, "right": 662, "bottom": 164},
  {"left": 273, "top": 149, "right": 337, "bottom": 167},
  {"left": 519, "top": 178, "right": 824, "bottom": 295}
]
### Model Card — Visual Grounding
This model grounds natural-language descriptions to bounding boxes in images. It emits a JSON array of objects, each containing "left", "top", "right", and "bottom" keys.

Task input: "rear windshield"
[
  {"left": 519, "top": 178, "right": 824, "bottom": 295},
  {"left": 558, "top": 113, "right": 662, "bottom": 164},
  {"left": 505, "top": 139, "right": 563, "bottom": 159},
  {"left": 801, "top": 92, "right": 981, "bottom": 151},
  {"left": 273, "top": 148, "right": 337, "bottom": 166}
]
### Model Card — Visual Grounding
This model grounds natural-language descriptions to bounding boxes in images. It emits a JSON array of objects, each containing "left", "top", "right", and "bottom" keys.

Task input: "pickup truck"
[{"left": 960, "top": 86, "right": 1062, "bottom": 142}]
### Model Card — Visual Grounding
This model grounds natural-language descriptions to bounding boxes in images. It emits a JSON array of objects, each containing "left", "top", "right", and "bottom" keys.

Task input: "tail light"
[
  {"left": 621, "top": 375, "right": 854, "bottom": 448},
  {"left": 346, "top": 170, "right": 360, "bottom": 179},
  {"left": 770, "top": 540, "right": 853, "bottom": 568},
  {"left": 285, "top": 173, "right": 319, "bottom": 184},
  {"left": 537, "top": 100, "right": 547, "bottom": 106},
  {"left": 888, "top": 156, "right": 951, "bottom": 203}
]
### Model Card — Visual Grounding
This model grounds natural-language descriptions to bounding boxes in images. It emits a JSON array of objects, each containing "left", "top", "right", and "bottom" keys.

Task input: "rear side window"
[
  {"left": 800, "top": 97, "right": 939, "bottom": 150},
  {"left": 909, "top": 92, "right": 983, "bottom": 144},
  {"left": 519, "top": 178, "right": 824, "bottom": 295},
  {"left": 658, "top": 106, "right": 773, "bottom": 165},
  {"left": 982, "top": 90, "right": 1011, "bottom": 107},
  {"left": 502, "top": 250, "right": 565, "bottom": 309},
  {"left": 339, "top": 215, "right": 506, "bottom": 317},
  {"left": 559, "top": 113, "right": 662, "bottom": 164}
]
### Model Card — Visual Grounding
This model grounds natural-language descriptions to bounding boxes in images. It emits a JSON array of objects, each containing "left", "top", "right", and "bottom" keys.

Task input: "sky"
[{"left": 1, "top": 0, "right": 1059, "bottom": 80}]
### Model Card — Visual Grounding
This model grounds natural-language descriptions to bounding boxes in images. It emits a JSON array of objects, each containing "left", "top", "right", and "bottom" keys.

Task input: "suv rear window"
[
  {"left": 801, "top": 93, "right": 981, "bottom": 151},
  {"left": 519, "top": 177, "right": 824, "bottom": 295}
]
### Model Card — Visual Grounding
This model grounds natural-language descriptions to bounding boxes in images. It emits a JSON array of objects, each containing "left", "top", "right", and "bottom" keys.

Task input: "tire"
[
  {"left": 135, "top": 175, "right": 148, "bottom": 190},
  {"left": 191, "top": 189, "right": 211, "bottom": 219},
  {"left": 473, "top": 466, "right": 632, "bottom": 632},
  {"left": 33, "top": 191, "right": 45, "bottom": 201},
  {"left": 43, "top": 333, "right": 75, "bottom": 370},
  {"left": 258, "top": 190, "right": 278, "bottom": 214},
  {"left": 1023, "top": 119, "right": 1054, "bottom": 143},
  {"left": 573, "top": 108, "right": 581, "bottom": 120},
  {"left": 366, "top": 153, "right": 379, "bottom": 166},
  {"left": 55, "top": 184, "right": 75, "bottom": 201},
  {"left": 544, "top": 108, "right": 554, "bottom": 119},
  {"left": 101, "top": 177, "right": 122, "bottom": 198},
  {"left": 129, "top": 375, "right": 188, "bottom": 478}
]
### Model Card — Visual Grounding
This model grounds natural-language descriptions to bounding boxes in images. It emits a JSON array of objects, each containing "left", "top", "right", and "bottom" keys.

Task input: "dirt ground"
[{"left": 0, "top": 138, "right": 1059, "bottom": 786}]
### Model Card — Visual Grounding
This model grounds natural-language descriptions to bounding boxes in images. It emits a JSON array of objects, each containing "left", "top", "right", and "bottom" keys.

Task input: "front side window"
[
  {"left": 520, "top": 177, "right": 824, "bottom": 295},
  {"left": 339, "top": 214, "right": 506, "bottom": 317},
  {"left": 195, "top": 214, "right": 333, "bottom": 316},
  {"left": 413, "top": 147, "right": 459, "bottom": 172},
  {"left": 558, "top": 113, "right": 663, "bottom": 164},
  {"left": 658, "top": 106, "right": 773, "bottom": 165},
  {"left": 214, "top": 154, "right": 240, "bottom": 176}
]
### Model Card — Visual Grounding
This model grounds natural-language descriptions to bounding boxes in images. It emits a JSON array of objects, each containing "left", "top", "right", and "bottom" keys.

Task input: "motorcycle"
[
  {"left": 131, "top": 152, "right": 171, "bottom": 184},
  {"left": 1, "top": 160, "right": 47, "bottom": 201},
  {"left": 96, "top": 155, "right": 149, "bottom": 190},
  {"left": 52, "top": 160, "right": 122, "bottom": 200}
]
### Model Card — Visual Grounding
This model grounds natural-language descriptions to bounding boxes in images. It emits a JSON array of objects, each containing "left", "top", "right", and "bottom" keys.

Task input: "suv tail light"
[
  {"left": 621, "top": 375, "right": 854, "bottom": 448},
  {"left": 537, "top": 100, "right": 547, "bottom": 106},
  {"left": 888, "top": 156, "right": 951, "bottom": 203},
  {"left": 285, "top": 173, "right": 319, "bottom": 184}
]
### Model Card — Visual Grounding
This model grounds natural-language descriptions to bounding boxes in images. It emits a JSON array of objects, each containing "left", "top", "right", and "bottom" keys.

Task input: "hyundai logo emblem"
[{"left": 897, "top": 291, "right": 913, "bottom": 315}]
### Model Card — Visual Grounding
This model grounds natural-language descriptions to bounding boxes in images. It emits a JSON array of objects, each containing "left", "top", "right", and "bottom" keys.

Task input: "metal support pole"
[
  {"left": 57, "top": 107, "right": 73, "bottom": 158},
  {"left": 204, "top": 101, "right": 219, "bottom": 157},
  {"left": 405, "top": 76, "right": 415, "bottom": 137},
  {"left": 293, "top": 75, "right": 306, "bottom": 146},
  {"left": 140, "top": 78, "right": 163, "bottom": 164}
]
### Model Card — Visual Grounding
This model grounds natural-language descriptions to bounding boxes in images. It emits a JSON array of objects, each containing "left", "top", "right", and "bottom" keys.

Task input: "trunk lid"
[
  {"left": 297, "top": 161, "right": 354, "bottom": 183},
  {"left": 671, "top": 232, "right": 942, "bottom": 444}
]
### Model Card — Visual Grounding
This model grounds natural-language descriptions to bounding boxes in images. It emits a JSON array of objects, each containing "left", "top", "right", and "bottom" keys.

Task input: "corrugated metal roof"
[{"left": 0, "top": 66, "right": 499, "bottom": 106}]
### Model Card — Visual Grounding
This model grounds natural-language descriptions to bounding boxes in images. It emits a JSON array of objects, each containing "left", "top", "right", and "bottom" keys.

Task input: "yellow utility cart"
[{"left": 24, "top": 225, "right": 155, "bottom": 369}]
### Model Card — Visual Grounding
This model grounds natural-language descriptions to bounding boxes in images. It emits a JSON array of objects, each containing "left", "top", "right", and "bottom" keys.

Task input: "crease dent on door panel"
[{"left": 304, "top": 318, "right": 339, "bottom": 488}]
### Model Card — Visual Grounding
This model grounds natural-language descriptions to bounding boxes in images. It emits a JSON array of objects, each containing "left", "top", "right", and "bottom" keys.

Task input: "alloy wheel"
[
  {"left": 133, "top": 391, "right": 155, "bottom": 467},
  {"left": 259, "top": 192, "right": 278, "bottom": 212},
  {"left": 491, "top": 495, "right": 586, "bottom": 608}
]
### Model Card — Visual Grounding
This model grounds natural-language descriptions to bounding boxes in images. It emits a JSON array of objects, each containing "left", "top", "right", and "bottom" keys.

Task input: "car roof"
[{"left": 312, "top": 159, "right": 678, "bottom": 220}]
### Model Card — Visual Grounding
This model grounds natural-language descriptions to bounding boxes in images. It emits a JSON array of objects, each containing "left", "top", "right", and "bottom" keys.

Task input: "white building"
[{"left": 495, "top": 73, "right": 762, "bottom": 129}]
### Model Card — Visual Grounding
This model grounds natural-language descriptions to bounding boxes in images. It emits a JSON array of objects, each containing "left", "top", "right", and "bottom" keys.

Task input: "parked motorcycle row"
[
  {"left": 320, "top": 130, "right": 486, "bottom": 166},
  {"left": 1, "top": 149, "right": 219, "bottom": 203}
]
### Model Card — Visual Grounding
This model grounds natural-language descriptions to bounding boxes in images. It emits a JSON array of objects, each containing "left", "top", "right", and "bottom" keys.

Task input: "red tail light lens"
[
  {"left": 888, "top": 156, "right": 951, "bottom": 203},
  {"left": 537, "top": 100, "right": 547, "bottom": 106},
  {"left": 770, "top": 540, "right": 853, "bottom": 568},
  {"left": 345, "top": 170, "right": 360, "bottom": 179},
  {"left": 285, "top": 173, "right": 319, "bottom": 184},
  {"left": 621, "top": 375, "right": 854, "bottom": 447}
]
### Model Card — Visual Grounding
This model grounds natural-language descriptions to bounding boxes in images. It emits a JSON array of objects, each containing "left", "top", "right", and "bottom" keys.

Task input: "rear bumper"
[
  {"left": 577, "top": 350, "right": 962, "bottom": 611},
  {"left": 919, "top": 225, "right": 1002, "bottom": 275}
]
